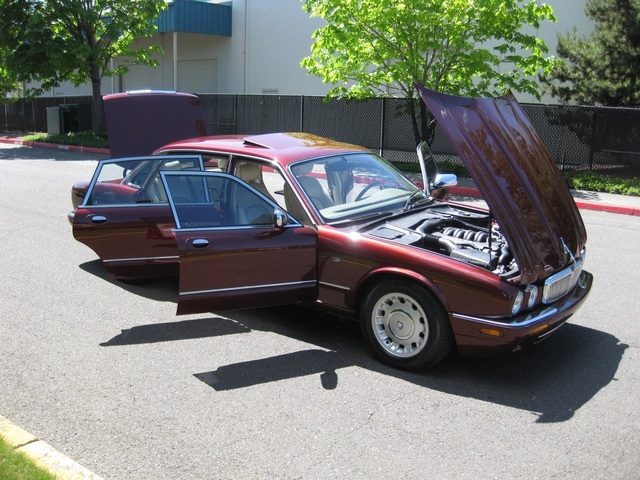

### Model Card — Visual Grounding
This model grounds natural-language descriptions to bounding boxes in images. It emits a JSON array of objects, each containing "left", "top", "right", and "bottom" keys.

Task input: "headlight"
[
  {"left": 512, "top": 291, "right": 524, "bottom": 316},
  {"left": 527, "top": 285, "right": 539, "bottom": 309}
]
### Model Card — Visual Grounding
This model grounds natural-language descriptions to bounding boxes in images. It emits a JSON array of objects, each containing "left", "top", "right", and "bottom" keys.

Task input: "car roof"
[{"left": 156, "top": 132, "right": 370, "bottom": 168}]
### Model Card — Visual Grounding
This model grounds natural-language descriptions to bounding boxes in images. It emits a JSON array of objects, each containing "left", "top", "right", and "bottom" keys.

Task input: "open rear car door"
[
  {"left": 72, "top": 155, "right": 206, "bottom": 279},
  {"left": 161, "top": 171, "right": 318, "bottom": 315}
]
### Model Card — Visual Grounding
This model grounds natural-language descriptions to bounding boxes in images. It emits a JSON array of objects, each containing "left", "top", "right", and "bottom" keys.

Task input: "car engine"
[
  {"left": 367, "top": 205, "right": 519, "bottom": 277},
  {"left": 416, "top": 217, "right": 517, "bottom": 276}
]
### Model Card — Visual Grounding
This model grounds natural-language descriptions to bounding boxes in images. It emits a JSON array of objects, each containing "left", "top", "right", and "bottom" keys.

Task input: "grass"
[
  {"left": 562, "top": 170, "right": 640, "bottom": 196},
  {"left": 0, "top": 437, "right": 58, "bottom": 480}
]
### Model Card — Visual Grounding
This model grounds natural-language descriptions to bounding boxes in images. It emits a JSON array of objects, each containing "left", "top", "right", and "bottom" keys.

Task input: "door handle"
[
  {"left": 90, "top": 215, "right": 107, "bottom": 224},
  {"left": 192, "top": 238, "right": 210, "bottom": 248}
]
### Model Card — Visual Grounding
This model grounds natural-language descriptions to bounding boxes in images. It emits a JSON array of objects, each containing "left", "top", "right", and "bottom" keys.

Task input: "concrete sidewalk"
[
  {"left": 451, "top": 177, "right": 640, "bottom": 216},
  {"left": 1, "top": 132, "right": 639, "bottom": 216}
]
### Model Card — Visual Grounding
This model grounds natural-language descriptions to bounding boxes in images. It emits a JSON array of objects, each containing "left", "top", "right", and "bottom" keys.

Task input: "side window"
[
  {"left": 164, "top": 174, "right": 276, "bottom": 228},
  {"left": 165, "top": 175, "right": 224, "bottom": 228},
  {"left": 85, "top": 156, "right": 203, "bottom": 206},
  {"left": 232, "top": 160, "right": 288, "bottom": 211},
  {"left": 232, "top": 159, "right": 313, "bottom": 224},
  {"left": 202, "top": 154, "right": 230, "bottom": 172},
  {"left": 141, "top": 157, "right": 202, "bottom": 204},
  {"left": 85, "top": 158, "right": 150, "bottom": 206}
]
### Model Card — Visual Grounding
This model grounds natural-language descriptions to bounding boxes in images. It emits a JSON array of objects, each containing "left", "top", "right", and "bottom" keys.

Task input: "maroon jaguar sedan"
[{"left": 69, "top": 88, "right": 592, "bottom": 370}]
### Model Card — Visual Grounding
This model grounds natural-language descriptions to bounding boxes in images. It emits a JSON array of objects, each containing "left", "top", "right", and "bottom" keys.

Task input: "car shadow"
[
  {"left": 80, "top": 260, "right": 180, "bottom": 304},
  {"left": 198, "top": 306, "right": 627, "bottom": 424},
  {"left": 98, "top": 289, "right": 627, "bottom": 423},
  {"left": 84, "top": 260, "right": 625, "bottom": 424},
  {"left": 100, "top": 317, "right": 250, "bottom": 346}
]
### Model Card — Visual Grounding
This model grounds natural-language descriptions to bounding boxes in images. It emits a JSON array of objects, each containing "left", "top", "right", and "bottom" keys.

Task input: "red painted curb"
[
  {"left": 574, "top": 200, "right": 639, "bottom": 217},
  {"left": 449, "top": 186, "right": 483, "bottom": 198},
  {"left": 0, "top": 137, "right": 110, "bottom": 155}
]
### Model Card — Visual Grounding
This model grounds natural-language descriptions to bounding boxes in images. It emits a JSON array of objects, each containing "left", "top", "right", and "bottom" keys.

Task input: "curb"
[
  {"left": 0, "top": 415, "right": 103, "bottom": 480},
  {"left": 0, "top": 136, "right": 110, "bottom": 155},
  {"left": 449, "top": 186, "right": 640, "bottom": 217},
  {"left": 573, "top": 199, "right": 639, "bottom": 216}
]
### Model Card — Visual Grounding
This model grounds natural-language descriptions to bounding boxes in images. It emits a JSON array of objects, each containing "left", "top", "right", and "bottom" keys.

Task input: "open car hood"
[
  {"left": 104, "top": 91, "right": 209, "bottom": 158},
  {"left": 417, "top": 85, "right": 587, "bottom": 284}
]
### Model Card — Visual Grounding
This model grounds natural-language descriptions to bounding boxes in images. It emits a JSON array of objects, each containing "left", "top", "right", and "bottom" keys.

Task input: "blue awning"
[{"left": 156, "top": 0, "right": 232, "bottom": 37}]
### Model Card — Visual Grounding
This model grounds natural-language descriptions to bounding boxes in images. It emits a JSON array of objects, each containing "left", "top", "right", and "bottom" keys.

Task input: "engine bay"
[{"left": 366, "top": 204, "right": 519, "bottom": 277}]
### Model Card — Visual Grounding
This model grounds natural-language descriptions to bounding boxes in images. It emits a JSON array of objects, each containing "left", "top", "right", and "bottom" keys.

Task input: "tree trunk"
[
  {"left": 408, "top": 98, "right": 420, "bottom": 147},
  {"left": 409, "top": 97, "right": 437, "bottom": 147},
  {"left": 90, "top": 74, "right": 103, "bottom": 133}
]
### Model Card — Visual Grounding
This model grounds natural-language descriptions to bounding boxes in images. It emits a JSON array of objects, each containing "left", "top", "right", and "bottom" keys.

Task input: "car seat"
[
  {"left": 325, "top": 161, "right": 354, "bottom": 204},
  {"left": 235, "top": 162, "right": 274, "bottom": 201}
]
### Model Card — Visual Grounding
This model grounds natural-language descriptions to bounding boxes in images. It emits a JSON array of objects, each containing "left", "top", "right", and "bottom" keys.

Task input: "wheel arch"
[{"left": 352, "top": 267, "right": 450, "bottom": 319}]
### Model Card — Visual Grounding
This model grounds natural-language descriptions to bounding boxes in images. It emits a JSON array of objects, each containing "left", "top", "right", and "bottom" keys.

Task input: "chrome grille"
[{"left": 542, "top": 256, "right": 584, "bottom": 304}]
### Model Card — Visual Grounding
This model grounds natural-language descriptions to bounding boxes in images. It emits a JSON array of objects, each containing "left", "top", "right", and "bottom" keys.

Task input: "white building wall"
[
  {"left": 234, "top": 0, "right": 328, "bottom": 95},
  {"left": 517, "top": 0, "right": 595, "bottom": 103},
  {"left": 41, "top": 0, "right": 595, "bottom": 103}
]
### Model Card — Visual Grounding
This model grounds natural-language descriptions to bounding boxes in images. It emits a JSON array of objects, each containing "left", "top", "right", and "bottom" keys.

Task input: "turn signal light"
[
  {"left": 480, "top": 328, "right": 504, "bottom": 337},
  {"left": 530, "top": 324, "right": 550, "bottom": 336}
]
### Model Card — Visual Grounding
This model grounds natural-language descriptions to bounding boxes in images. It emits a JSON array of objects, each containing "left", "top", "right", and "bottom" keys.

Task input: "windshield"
[{"left": 290, "top": 152, "right": 425, "bottom": 224}]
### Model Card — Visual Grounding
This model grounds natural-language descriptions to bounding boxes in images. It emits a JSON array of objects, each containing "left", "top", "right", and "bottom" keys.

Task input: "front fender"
[{"left": 349, "top": 266, "right": 450, "bottom": 316}]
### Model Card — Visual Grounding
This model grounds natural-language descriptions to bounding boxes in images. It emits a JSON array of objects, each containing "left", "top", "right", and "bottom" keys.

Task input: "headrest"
[
  {"left": 295, "top": 162, "right": 314, "bottom": 176},
  {"left": 237, "top": 162, "right": 261, "bottom": 182}
]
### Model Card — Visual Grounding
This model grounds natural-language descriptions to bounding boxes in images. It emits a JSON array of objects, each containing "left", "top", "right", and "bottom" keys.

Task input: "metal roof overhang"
[{"left": 156, "top": 0, "right": 232, "bottom": 36}]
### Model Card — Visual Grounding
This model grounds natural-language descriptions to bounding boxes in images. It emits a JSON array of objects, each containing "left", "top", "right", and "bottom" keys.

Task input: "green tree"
[
  {"left": 0, "top": 0, "right": 167, "bottom": 132},
  {"left": 301, "top": 0, "right": 558, "bottom": 145},
  {"left": 542, "top": 0, "right": 640, "bottom": 106}
]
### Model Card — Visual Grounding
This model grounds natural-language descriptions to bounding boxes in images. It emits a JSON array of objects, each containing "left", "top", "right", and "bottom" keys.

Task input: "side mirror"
[
  {"left": 431, "top": 173, "right": 458, "bottom": 201},
  {"left": 432, "top": 173, "right": 457, "bottom": 189},
  {"left": 274, "top": 209, "right": 289, "bottom": 228}
]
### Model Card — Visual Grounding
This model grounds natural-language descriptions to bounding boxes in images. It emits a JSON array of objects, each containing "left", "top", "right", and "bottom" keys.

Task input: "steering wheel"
[{"left": 355, "top": 182, "right": 384, "bottom": 201}]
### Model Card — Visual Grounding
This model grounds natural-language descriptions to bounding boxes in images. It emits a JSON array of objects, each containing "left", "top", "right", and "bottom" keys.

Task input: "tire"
[{"left": 360, "top": 280, "right": 454, "bottom": 371}]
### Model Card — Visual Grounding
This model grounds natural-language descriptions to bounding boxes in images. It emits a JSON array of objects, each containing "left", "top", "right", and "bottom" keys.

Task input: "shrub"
[{"left": 23, "top": 131, "right": 108, "bottom": 149}]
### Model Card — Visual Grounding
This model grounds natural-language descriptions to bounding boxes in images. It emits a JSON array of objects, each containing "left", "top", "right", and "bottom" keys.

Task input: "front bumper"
[{"left": 450, "top": 270, "right": 593, "bottom": 357}]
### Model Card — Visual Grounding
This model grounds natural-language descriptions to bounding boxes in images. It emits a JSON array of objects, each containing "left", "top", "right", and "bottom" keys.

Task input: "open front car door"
[{"left": 161, "top": 171, "right": 318, "bottom": 315}]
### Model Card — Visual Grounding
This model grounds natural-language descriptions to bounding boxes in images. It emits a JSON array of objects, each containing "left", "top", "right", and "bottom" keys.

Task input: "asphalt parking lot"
[{"left": 0, "top": 143, "right": 638, "bottom": 479}]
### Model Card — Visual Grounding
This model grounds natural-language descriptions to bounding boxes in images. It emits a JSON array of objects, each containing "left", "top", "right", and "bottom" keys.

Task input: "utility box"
[
  {"left": 46, "top": 106, "right": 61, "bottom": 134},
  {"left": 47, "top": 104, "right": 92, "bottom": 134}
]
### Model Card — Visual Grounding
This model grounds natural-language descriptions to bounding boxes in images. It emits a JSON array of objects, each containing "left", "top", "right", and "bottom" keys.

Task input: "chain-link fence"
[{"left": 2, "top": 93, "right": 639, "bottom": 176}]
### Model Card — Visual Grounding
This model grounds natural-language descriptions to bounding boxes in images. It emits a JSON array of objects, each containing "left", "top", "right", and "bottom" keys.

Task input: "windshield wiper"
[
  {"left": 328, "top": 211, "right": 393, "bottom": 226},
  {"left": 402, "top": 190, "right": 428, "bottom": 211}
]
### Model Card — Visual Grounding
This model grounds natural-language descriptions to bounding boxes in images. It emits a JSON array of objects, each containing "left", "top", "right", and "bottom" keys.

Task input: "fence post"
[
  {"left": 234, "top": 94, "right": 238, "bottom": 134},
  {"left": 379, "top": 98, "right": 385, "bottom": 156},
  {"left": 588, "top": 108, "right": 597, "bottom": 171},
  {"left": 32, "top": 101, "right": 37, "bottom": 132},
  {"left": 299, "top": 95, "right": 304, "bottom": 132}
]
